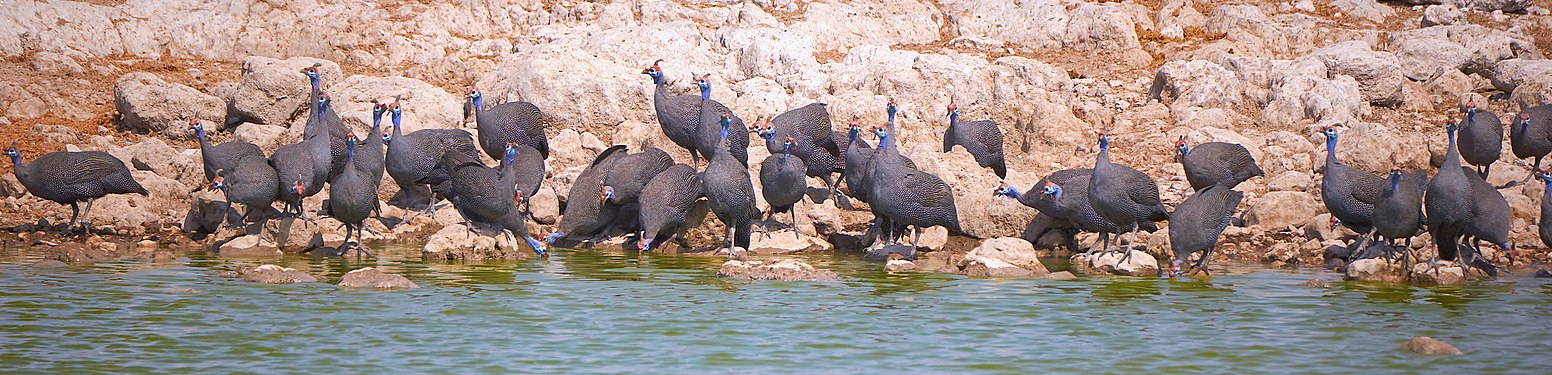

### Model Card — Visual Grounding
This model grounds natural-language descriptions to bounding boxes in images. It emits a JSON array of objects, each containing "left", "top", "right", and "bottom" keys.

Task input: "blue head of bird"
[
  {"left": 697, "top": 76, "right": 711, "bottom": 100},
  {"left": 502, "top": 142, "right": 518, "bottom": 166},
  {"left": 1041, "top": 181, "right": 1063, "bottom": 201},
  {"left": 344, "top": 132, "right": 358, "bottom": 160},
  {"left": 1174, "top": 135, "right": 1189, "bottom": 158},
  {"left": 782, "top": 137, "right": 795, "bottom": 158},
  {"left": 543, "top": 230, "right": 566, "bottom": 244},
  {"left": 847, "top": 118, "right": 862, "bottom": 142},
  {"left": 641, "top": 60, "right": 664, "bottom": 84},
  {"left": 1445, "top": 120, "right": 1458, "bottom": 140},
  {"left": 371, "top": 100, "right": 387, "bottom": 127},
  {"left": 992, "top": 182, "right": 1020, "bottom": 199},
  {"left": 381, "top": 134, "right": 392, "bottom": 146},
  {"left": 1501, "top": 241, "right": 1517, "bottom": 266},
  {"left": 1465, "top": 100, "right": 1478, "bottom": 119},
  {"left": 4, "top": 142, "right": 19, "bottom": 163},
  {"left": 466, "top": 85, "right": 484, "bottom": 110},
  {"left": 317, "top": 92, "right": 332, "bottom": 113},
  {"left": 1539, "top": 169, "right": 1552, "bottom": 184},
  {"left": 1097, "top": 132, "right": 1111, "bottom": 151},
  {"left": 886, "top": 98, "right": 898, "bottom": 124},
  {"left": 946, "top": 101, "right": 958, "bottom": 124},
  {"left": 291, "top": 180, "right": 306, "bottom": 196},
  {"left": 600, "top": 185, "right": 615, "bottom": 206},
  {"left": 874, "top": 125, "right": 889, "bottom": 142},
  {"left": 719, "top": 114, "right": 733, "bottom": 139},
  {"left": 209, "top": 174, "right": 226, "bottom": 191},
  {"left": 638, "top": 236, "right": 654, "bottom": 254},
  {"left": 300, "top": 63, "right": 321, "bottom": 86},
  {"left": 389, "top": 99, "right": 404, "bottom": 131},
  {"left": 1167, "top": 259, "right": 1185, "bottom": 277},
  {"left": 189, "top": 119, "right": 207, "bottom": 141},
  {"left": 1518, "top": 112, "right": 1531, "bottom": 133},
  {"left": 1321, "top": 125, "right": 1338, "bottom": 152}
]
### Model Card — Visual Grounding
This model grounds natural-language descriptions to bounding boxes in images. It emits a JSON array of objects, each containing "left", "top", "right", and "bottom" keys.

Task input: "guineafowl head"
[
  {"left": 543, "top": 231, "right": 566, "bottom": 244},
  {"left": 503, "top": 142, "right": 518, "bottom": 166},
  {"left": 301, "top": 63, "right": 321, "bottom": 86},
  {"left": 946, "top": 101, "right": 958, "bottom": 124},
  {"left": 389, "top": 98, "right": 404, "bottom": 134},
  {"left": 782, "top": 137, "right": 795, "bottom": 158},
  {"left": 1519, "top": 113, "right": 1531, "bottom": 133},
  {"left": 642, "top": 60, "right": 664, "bottom": 84},
  {"left": 209, "top": 174, "right": 226, "bottom": 191},
  {"left": 1174, "top": 135, "right": 1189, "bottom": 157},
  {"left": 318, "top": 92, "right": 333, "bottom": 113},
  {"left": 1167, "top": 259, "right": 1184, "bottom": 277},
  {"left": 1320, "top": 125, "right": 1338, "bottom": 151},
  {"left": 719, "top": 114, "right": 733, "bottom": 139},
  {"left": 1041, "top": 181, "right": 1062, "bottom": 200},
  {"left": 600, "top": 185, "right": 615, "bottom": 206},
  {"left": 371, "top": 100, "right": 387, "bottom": 127},
  {"left": 873, "top": 125, "right": 889, "bottom": 143},
  {"left": 1465, "top": 100, "right": 1478, "bottom": 119},
  {"left": 1501, "top": 242, "right": 1516, "bottom": 265},
  {"left": 4, "top": 142, "right": 18, "bottom": 160},
  {"left": 1097, "top": 132, "right": 1111, "bottom": 151},
  {"left": 1388, "top": 165, "right": 1403, "bottom": 189},
  {"left": 992, "top": 182, "right": 1021, "bottom": 199},
  {"left": 189, "top": 119, "right": 207, "bottom": 140},
  {"left": 886, "top": 98, "right": 897, "bottom": 124},
  {"left": 638, "top": 235, "right": 654, "bottom": 254},
  {"left": 466, "top": 85, "right": 484, "bottom": 110},
  {"left": 1445, "top": 121, "right": 1458, "bottom": 140},
  {"left": 344, "top": 132, "right": 358, "bottom": 160},
  {"left": 697, "top": 76, "right": 711, "bottom": 100},
  {"left": 292, "top": 180, "right": 306, "bottom": 195},
  {"left": 1538, "top": 169, "right": 1552, "bottom": 184},
  {"left": 847, "top": 117, "right": 862, "bottom": 141}
]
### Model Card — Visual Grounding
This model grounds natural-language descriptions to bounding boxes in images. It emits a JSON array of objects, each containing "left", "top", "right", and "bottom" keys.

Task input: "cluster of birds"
[
  {"left": 1317, "top": 102, "right": 1552, "bottom": 277},
  {"left": 7, "top": 59, "right": 1552, "bottom": 277}
]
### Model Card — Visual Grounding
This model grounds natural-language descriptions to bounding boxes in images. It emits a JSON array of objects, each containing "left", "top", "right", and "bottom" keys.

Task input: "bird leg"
[
  {"left": 67, "top": 202, "right": 80, "bottom": 232},
  {"left": 791, "top": 207, "right": 799, "bottom": 240},
  {"left": 78, "top": 198, "right": 96, "bottom": 233},
  {"left": 911, "top": 226, "right": 922, "bottom": 253},
  {"left": 724, "top": 225, "right": 737, "bottom": 259},
  {"left": 353, "top": 225, "right": 373, "bottom": 259}
]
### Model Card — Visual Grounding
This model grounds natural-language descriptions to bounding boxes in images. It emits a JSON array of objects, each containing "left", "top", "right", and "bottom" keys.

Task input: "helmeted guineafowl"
[
  {"left": 6, "top": 144, "right": 147, "bottom": 232},
  {"left": 546, "top": 145, "right": 630, "bottom": 245},
  {"left": 756, "top": 103, "right": 843, "bottom": 195},
  {"left": 1165, "top": 184, "right": 1244, "bottom": 277},
  {"left": 642, "top": 60, "right": 701, "bottom": 166},
  {"left": 702, "top": 118, "right": 756, "bottom": 257},
  {"left": 868, "top": 123, "right": 961, "bottom": 251},
  {"left": 637, "top": 163, "right": 704, "bottom": 253},
  {"left": 943, "top": 101, "right": 1007, "bottom": 180},
  {"left": 468, "top": 85, "right": 550, "bottom": 161},
  {"left": 440, "top": 143, "right": 548, "bottom": 257},
  {"left": 209, "top": 156, "right": 278, "bottom": 227},
  {"left": 1458, "top": 101, "right": 1503, "bottom": 178},
  {"left": 693, "top": 76, "right": 749, "bottom": 167},
  {"left": 1511, "top": 106, "right": 1552, "bottom": 183},
  {"left": 995, "top": 168, "right": 1140, "bottom": 253},
  {"left": 191, "top": 119, "right": 264, "bottom": 184},
  {"left": 326, "top": 134, "right": 380, "bottom": 257},
  {"left": 356, "top": 100, "right": 388, "bottom": 184},
  {"left": 1318, "top": 125, "right": 1384, "bottom": 237},
  {"left": 385, "top": 100, "right": 480, "bottom": 216},
  {"left": 602, "top": 147, "right": 674, "bottom": 206},
  {"left": 760, "top": 137, "right": 808, "bottom": 237},
  {"left": 1372, "top": 166, "right": 1426, "bottom": 263},
  {"left": 1087, "top": 132, "right": 1168, "bottom": 256},
  {"left": 269, "top": 143, "right": 315, "bottom": 218},
  {"left": 1175, "top": 136, "right": 1263, "bottom": 191},
  {"left": 1425, "top": 121, "right": 1475, "bottom": 270},
  {"left": 300, "top": 66, "right": 352, "bottom": 181},
  {"left": 1460, "top": 165, "right": 1513, "bottom": 276},
  {"left": 842, "top": 117, "right": 875, "bottom": 202}
]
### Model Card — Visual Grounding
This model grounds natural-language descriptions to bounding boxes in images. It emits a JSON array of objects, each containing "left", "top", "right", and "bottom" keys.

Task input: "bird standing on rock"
[
  {"left": 468, "top": 85, "right": 550, "bottom": 161},
  {"left": 385, "top": 99, "right": 481, "bottom": 218},
  {"left": 7, "top": 143, "right": 148, "bottom": 233},
  {"left": 440, "top": 143, "right": 548, "bottom": 258},
  {"left": 995, "top": 168, "right": 1136, "bottom": 254},
  {"left": 209, "top": 158, "right": 279, "bottom": 228},
  {"left": 701, "top": 117, "right": 756, "bottom": 257},
  {"left": 1372, "top": 165, "right": 1426, "bottom": 265},
  {"left": 191, "top": 119, "right": 263, "bottom": 185},
  {"left": 301, "top": 64, "right": 352, "bottom": 181},
  {"left": 693, "top": 75, "right": 748, "bottom": 167},
  {"left": 757, "top": 103, "right": 844, "bottom": 198},
  {"left": 1086, "top": 131, "right": 1167, "bottom": 256},
  {"left": 1318, "top": 125, "right": 1384, "bottom": 240},
  {"left": 1174, "top": 136, "right": 1262, "bottom": 191},
  {"left": 867, "top": 122, "right": 961, "bottom": 252},
  {"left": 1458, "top": 101, "right": 1503, "bottom": 179},
  {"left": 943, "top": 100, "right": 1007, "bottom": 180},
  {"left": 1424, "top": 121, "right": 1474, "bottom": 273},
  {"left": 759, "top": 137, "right": 808, "bottom": 237},
  {"left": 643, "top": 60, "right": 705, "bottom": 168},
  {"left": 325, "top": 133, "right": 381, "bottom": 258},
  {"left": 1511, "top": 107, "right": 1552, "bottom": 183},
  {"left": 1165, "top": 183, "right": 1244, "bottom": 277}
]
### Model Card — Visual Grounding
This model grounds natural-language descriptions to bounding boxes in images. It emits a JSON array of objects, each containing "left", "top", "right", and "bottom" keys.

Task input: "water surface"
[{"left": 1, "top": 244, "right": 1548, "bottom": 373}]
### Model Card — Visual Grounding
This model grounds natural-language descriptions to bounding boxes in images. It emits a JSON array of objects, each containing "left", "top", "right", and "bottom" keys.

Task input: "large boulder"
[
  {"left": 88, "top": 171, "right": 188, "bottom": 234},
  {"left": 943, "top": 1, "right": 1150, "bottom": 66},
  {"left": 1420, "top": 4, "right": 1463, "bottom": 27},
  {"left": 1149, "top": 60, "right": 1242, "bottom": 111},
  {"left": 1345, "top": 258, "right": 1407, "bottom": 283},
  {"left": 232, "top": 123, "right": 289, "bottom": 154},
  {"left": 717, "top": 258, "right": 840, "bottom": 282},
  {"left": 114, "top": 72, "right": 225, "bottom": 139},
  {"left": 422, "top": 223, "right": 543, "bottom": 261},
  {"left": 230, "top": 56, "right": 343, "bottom": 128},
  {"left": 1246, "top": 191, "right": 1321, "bottom": 229},
  {"left": 328, "top": 75, "right": 464, "bottom": 133},
  {"left": 792, "top": 0, "right": 939, "bottom": 53},
  {"left": 1308, "top": 41, "right": 1405, "bottom": 107},
  {"left": 109, "top": 138, "right": 203, "bottom": 189},
  {"left": 1262, "top": 58, "right": 1367, "bottom": 127},
  {"left": 906, "top": 145, "right": 1037, "bottom": 239},
  {"left": 1322, "top": 122, "right": 1429, "bottom": 174},
  {"left": 1394, "top": 38, "right": 1470, "bottom": 81},
  {"left": 337, "top": 267, "right": 419, "bottom": 289},
  {"left": 957, "top": 237, "right": 1049, "bottom": 276}
]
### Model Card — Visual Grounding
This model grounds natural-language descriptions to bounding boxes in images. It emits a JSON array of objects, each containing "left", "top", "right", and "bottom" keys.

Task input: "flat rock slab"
[
  {"left": 748, "top": 231, "right": 831, "bottom": 254},
  {"left": 883, "top": 259, "right": 919, "bottom": 272},
  {"left": 1403, "top": 336, "right": 1463, "bottom": 355},
  {"left": 225, "top": 264, "right": 317, "bottom": 284},
  {"left": 717, "top": 259, "right": 839, "bottom": 282},
  {"left": 1039, "top": 271, "right": 1077, "bottom": 280},
  {"left": 960, "top": 257, "right": 1035, "bottom": 278},
  {"left": 337, "top": 267, "right": 418, "bottom": 289},
  {"left": 1410, "top": 262, "right": 1465, "bottom": 285},
  {"left": 1071, "top": 250, "right": 1160, "bottom": 277},
  {"left": 1345, "top": 258, "right": 1407, "bottom": 283},
  {"left": 862, "top": 245, "right": 917, "bottom": 262}
]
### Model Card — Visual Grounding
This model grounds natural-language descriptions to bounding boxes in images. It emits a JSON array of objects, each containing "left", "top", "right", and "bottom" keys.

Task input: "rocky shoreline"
[{"left": 2, "top": 0, "right": 1551, "bottom": 284}]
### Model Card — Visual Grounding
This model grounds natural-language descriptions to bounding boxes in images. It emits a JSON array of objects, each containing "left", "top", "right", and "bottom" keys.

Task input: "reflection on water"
[{"left": 0, "top": 243, "right": 1550, "bottom": 373}]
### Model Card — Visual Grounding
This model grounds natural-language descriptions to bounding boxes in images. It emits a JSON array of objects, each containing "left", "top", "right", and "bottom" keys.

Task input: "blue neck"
[
  {"left": 471, "top": 96, "right": 483, "bottom": 111},
  {"left": 1002, "top": 189, "right": 1021, "bottom": 199},
  {"left": 309, "top": 76, "right": 320, "bottom": 92},
  {"left": 720, "top": 124, "right": 729, "bottom": 139},
  {"left": 1521, "top": 119, "right": 1531, "bottom": 133},
  {"left": 372, "top": 112, "right": 383, "bottom": 129},
  {"left": 1177, "top": 145, "right": 1188, "bottom": 157},
  {"left": 8, "top": 154, "right": 20, "bottom": 167},
  {"left": 782, "top": 145, "right": 792, "bottom": 160},
  {"left": 650, "top": 72, "right": 663, "bottom": 85},
  {"left": 849, "top": 129, "right": 859, "bottom": 143},
  {"left": 194, "top": 127, "right": 206, "bottom": 141},
  {"left": 949, "top": 111, "right": 958, "bottom": 125},
  {"left": 700, "top": 87, "right": 710, "bottom": 101},
  {"left": 1390, "top": 174, "right": 1400, "bottom": 190},
  {"left": 391, "top": 113, "right": 403, "bottom": 137},
  {"left": 1325, "top": 137, "right": 1336, "bottom": 155},
  {"left": 525, "top": 237, "right": 547, "bottom": 256},
  {"left": 345, "top": 141, "right": 356, "bottom": 161}
]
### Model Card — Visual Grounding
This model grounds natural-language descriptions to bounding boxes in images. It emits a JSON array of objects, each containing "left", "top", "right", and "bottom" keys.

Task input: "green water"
[{"left": 1, "top": 244, "right": 1549, "bottom": 373}]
